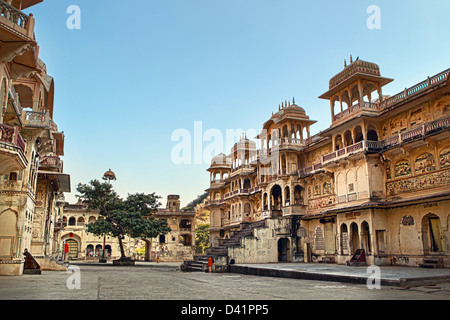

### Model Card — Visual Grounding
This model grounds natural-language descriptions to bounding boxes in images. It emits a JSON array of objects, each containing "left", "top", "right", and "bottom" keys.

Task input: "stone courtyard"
[{"left": 1, "top": 261, "right": 449, "bottom": 301}]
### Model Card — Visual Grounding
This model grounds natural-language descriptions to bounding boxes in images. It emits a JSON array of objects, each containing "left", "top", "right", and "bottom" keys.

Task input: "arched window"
[
  {"left": 179, "top": 219, "right": 191, "bottom": 231},
  {"left": 77, "top": 217, "right": 85, "bottom": 226},
  {"left": 366, "top": 124, "right": 378, "bottom": 141},
  {"left": 354, "top": 125, "right": 363, "bottom": 143},
  {"left": 335, "top": 134, "right": 343, "bottom": 151},
  {"left": 344, "top": 130, "right": 353, "bottom": 146},
  {"left": 284, "top": 186, "right": 290, "bottom": 205}
]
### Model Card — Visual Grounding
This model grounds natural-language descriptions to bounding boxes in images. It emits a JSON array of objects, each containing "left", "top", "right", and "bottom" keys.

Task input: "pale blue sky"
[{"left": 25, "top": 1, "right": 450, "bottom": 207}]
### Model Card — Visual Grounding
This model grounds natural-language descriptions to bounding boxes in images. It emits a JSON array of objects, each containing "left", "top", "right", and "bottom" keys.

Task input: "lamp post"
[{"left": 99, "top": 169, "right": 116, "bottom": 263}]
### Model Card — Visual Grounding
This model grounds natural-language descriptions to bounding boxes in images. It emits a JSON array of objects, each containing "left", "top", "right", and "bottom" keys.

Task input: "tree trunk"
[{"left": 118, "top": 235, "right": 126, "bottom": 259}]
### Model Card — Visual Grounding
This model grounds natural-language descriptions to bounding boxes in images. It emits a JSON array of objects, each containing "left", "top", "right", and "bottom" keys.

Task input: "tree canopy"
[{"left": 76, "top": 180, "right": 171, "bottom": 259}]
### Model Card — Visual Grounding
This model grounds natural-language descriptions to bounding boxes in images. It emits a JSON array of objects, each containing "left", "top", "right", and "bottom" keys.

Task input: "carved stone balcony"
[
  {"left": 322, "top": 140, "right": 381, "bottom": 167},
  {"left": 0, "top": 123, "right": 27, "bottom": 175},
  {"left": 39, "top": 155, "right": 62, "bottom": 171},
  {"left": 23, "top": 110, "right": 50, "bottom": 129},
  {"left": 230, "top": 164, "right": 254, "bottom": 177},
  {"left": 0, "top": 0, "right": 35, "bottom": 39}
]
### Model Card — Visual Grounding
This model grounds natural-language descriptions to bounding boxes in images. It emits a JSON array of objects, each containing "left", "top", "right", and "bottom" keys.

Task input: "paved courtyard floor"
[{"left": 0, "top": 261, "right": 449, "bottom": 301}]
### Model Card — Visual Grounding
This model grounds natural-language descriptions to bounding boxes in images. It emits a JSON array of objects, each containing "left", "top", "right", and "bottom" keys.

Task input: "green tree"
[
  {"left": 76, "top": 180, "right": 171, "bottom": 260},
  {"left": 195, "top": 223, "right": 210, "bottom": 254}
]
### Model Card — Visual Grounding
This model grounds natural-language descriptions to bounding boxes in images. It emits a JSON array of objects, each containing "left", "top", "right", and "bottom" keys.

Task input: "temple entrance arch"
[{"left": 66, "top": 239, "right": 78, "bottom": 260}]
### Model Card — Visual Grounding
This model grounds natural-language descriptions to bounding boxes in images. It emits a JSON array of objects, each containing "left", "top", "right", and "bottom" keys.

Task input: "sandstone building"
[
  {"left": 58, "top": 195, "right": 196, "bottom": 263},
  {"left": 0, "top": 0, "right": 70, "bottom": 275},
  {"left": 204, "top": 58, "right": 450, "bottom": 269}
]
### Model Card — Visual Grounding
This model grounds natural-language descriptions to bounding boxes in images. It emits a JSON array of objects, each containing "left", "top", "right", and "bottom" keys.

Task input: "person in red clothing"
[
  {"left": 64, "top": 242, "right": 69, "bottom": 261},
  {"left": 208, "top": 257, "right": 213, "bottom": 273}
]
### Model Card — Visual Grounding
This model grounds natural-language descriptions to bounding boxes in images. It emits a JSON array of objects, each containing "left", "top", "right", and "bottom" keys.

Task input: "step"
[
  {"left": 419, "top": 262, "right": 438, "bottom": 269},
  {"left": 421, "top": 256, "right": 444, "bottom": 268}
]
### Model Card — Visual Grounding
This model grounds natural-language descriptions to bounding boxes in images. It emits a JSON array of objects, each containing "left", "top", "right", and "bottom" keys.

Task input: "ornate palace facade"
[
  {"left": 0, "top": 0, "right": 71, "bottom": 275},
  {"left": 205, "top": 58, "right": 450, "bottom": 268}
]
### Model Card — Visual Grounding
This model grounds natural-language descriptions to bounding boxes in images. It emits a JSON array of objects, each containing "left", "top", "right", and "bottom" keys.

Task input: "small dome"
[
  {"left": 329, "top": 58, "right": 381, "bottom": 89},
  {"left": 103, "top": 169, "right": 116, "bottom": 181},
  {"left": 287, "top": 102, "right": 306, "bottom": 114},
  {"left": 211, "top": 153, "right": 228, "bottom": 165}
]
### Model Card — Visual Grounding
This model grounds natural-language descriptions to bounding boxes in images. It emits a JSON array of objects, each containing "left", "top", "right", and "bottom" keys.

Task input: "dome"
[
  {"left": 270, "top": 98, "right": 307, "bottom": 120},
  {"left": 329, "top": 58, "right": 381, "bottom": 89},
  {"left": 211, "top": 153, "right": 229, "bottom": 165},
  {"left": 102, "top": 169, "right": 116, "bottom": 181}
]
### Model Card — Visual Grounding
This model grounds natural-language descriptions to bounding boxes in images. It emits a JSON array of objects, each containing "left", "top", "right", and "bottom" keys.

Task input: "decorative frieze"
[{"left": 387, "top": 169, "right": 450, "bottom": 196}]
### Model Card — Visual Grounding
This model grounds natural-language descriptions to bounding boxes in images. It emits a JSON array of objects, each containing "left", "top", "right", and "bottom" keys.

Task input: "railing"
[
  {"left": 334, "top": 102, "right": 379, "bottom": 122},
  {"left": 23, "top": 111, "right": 50, "bottom": 128},
  {"left": 322, "top": 114, "right": 450, "bottom": 166},
  {"left": 231, "top": 164, "right": 253, "bottom": 173},
  {"left": 299, "top": 163, "right": 323, "bottom": 178},
  {"left": 278, "top": 137, "right": 306, "bottom": 148},
  {"left": 425, "top": 116, "right": 450, "bottom": 134},
  {"left": 381, "top": 68, "right": 450, "bottom": 110},
  {"left": 39, "top": 156, "right": 61, "bottom": 168},
  {"left": 210, "top": 179, "right": 225, "bottom": 188},
  {"left": 0, "top": 123, "right": 25, "bottom": 153},
  {"left": 205, "top": 199, "right": 225, "bottom": 206},
  {"left": 224, "top": 188, "right": 253, "bottom": 199},
  {"left": 248, "top": 186, "right": 261, "bottom": 194},
  {"left": 322, "top": 140, "right": 371, "bottom": 165},
  {"left": 260, "top": 138, "right": 307, "bottom": 156},
  {"left": 0, "top": 0, "right": 29, "bottom": 28}
]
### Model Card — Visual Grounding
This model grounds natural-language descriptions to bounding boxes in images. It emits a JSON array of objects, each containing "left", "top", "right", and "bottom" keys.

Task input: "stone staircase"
[
  {"left": 181, "top": 220, "right": 267, "bottom": 272},
  {"left": 419, "top": 256, "right": 444, "bottom": 268}
]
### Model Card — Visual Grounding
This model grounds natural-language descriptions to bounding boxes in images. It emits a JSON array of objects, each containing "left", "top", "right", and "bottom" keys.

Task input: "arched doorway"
[
  {"left": 95, "top": 244, "right": 102, "bottom": 257},
  {"left": 350, "top": 222, "right": 360, "bottom": 254},
  {"left": 367, "top": 124, "right": 378, "bottom": 141},
  {"left": 179, "top": 219, "right": 192, "bottom": 231},
  {"left": 105, "top": 245, "right": 112, "bottom": 257},
  {"left": 278, "top": 238, "right": 290, "bottom": 262},
  {"left": 0, "top": 209, "right": 18, "bottom": 259},
  {"left": 284, "top": 186, "right": 290, "bottom": 206},
  {"left": 271, "top": 184, "right": 282, "bottom": 217},
  {"left": 180, "top": 234, "right": 192, "bottom": 246},
  {"left": 354, "top": 125, "right": 363, "bottom": 143},
  {"left": 293, "top": 185, "right": 303, "bottom": 205},
  {"left": 66, "top": 239, "right": 78, "bottom": 260},
  {"left": 243, "top": 178, "right": 251, "bottom": 189},
  {"left": 340, "top": 223, "right": 349, "bottom": 255},
  {"left": 86, "top": 244, "right": 94, "bottom": 258},
  {"left": 142, "top": 239, "right": 152, "bottom": 261},
  {"left": 243, "top": 202, "right": 251, "bottom": 221},
  {"left": 361, "top": 221, "right": 371, "bottom": 254},
  {"left": 263, "top": 193, "right": 268, "bottom": 211},
  {"left": 422, "top": 213, "right": 444, "bottom": 254}
]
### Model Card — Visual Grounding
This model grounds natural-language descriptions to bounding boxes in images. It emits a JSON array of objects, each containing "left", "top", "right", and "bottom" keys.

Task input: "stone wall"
[{"left": 228, "top": 217, "right": 294, "bottom": 264}]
